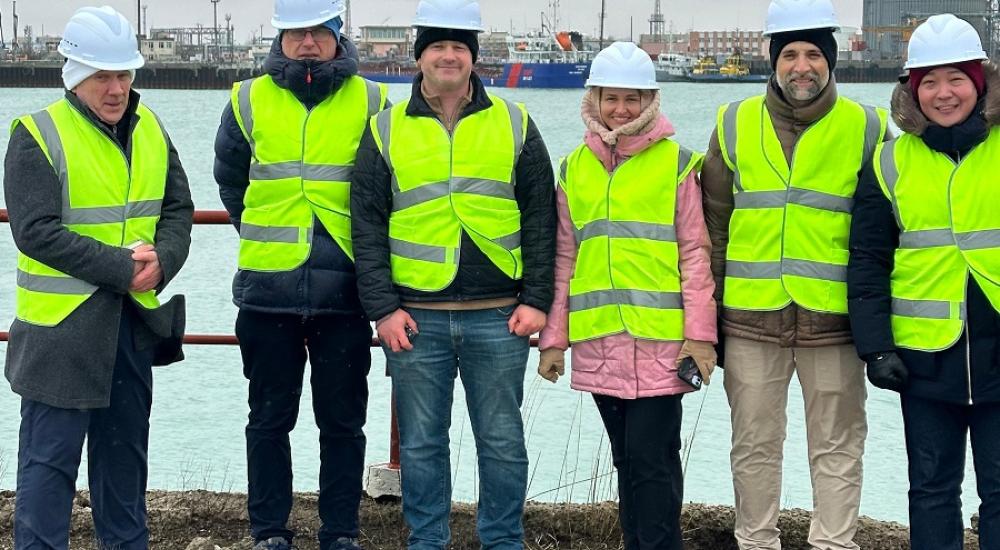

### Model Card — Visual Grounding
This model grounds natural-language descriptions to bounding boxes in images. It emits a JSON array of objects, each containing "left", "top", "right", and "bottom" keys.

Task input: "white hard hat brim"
[
  {"left": 762, "top": 23, "right": 840, "bottom": 36},
  {"left": 904, "top": 53, "right": 988, "bottom": 69},
  {"left": 585, "top": 81, "right": 659, "bottom": 90},
  {"left": 272, "top": 13, "right": 341, "bottom": 30},
  {"left": 60, "top": 50, "right": 145, "bottom": 71},
  {"left": 414, "top": 23, "right": 485, "bottom": 32}
]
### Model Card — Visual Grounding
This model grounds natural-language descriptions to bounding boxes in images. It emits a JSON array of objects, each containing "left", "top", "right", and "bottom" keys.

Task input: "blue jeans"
[{"left": 385, "top": 306, "right": 529, "bottom": 550}]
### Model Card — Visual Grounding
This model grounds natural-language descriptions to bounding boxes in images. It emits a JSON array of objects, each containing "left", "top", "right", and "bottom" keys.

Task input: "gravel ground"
[{"left": 0, "top": 490, "right": 977, "bottom": 549}]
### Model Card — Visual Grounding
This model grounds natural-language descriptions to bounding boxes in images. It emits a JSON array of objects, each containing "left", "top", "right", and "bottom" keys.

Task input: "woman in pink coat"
[{"left": 537, "top": 42, "right": 717, "bottom": 550}]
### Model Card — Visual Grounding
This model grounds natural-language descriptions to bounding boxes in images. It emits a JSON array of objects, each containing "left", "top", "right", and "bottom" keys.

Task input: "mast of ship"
[
  {"left": 211, "top": 0, "right": 220, "bottom": 63},
  {"left": 598, "top": 0, "right": 606, "bottom": 50},
  {"left": 11, "top": 0, "right": 17, "bottom": 53},
  {"left": 344, "top": 0, "right": 351, "bottom": 38},
  {"left": 0, "top": 5, "right": 5, "bottom": 51},
  {"left": 649, "top": 0, "right": 664, "bottom": 43}
]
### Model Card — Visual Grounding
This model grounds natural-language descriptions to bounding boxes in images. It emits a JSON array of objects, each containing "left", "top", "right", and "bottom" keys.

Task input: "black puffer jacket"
[
  {"left": 848, "top": 62, "right": 1000, "bottom": 405},
  {"left": 350, "top": 73, "right": 556, "bottom": 322},
  {"left": 214, "top": 36, "right": 377, "bottom": 316}
]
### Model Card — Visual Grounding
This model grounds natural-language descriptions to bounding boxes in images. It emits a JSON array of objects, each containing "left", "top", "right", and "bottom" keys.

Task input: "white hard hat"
[
  {"left": 585, "top": 41, "right": 658, "bottom": 90},
  {"left": 272, "top": 0, "right": 346, "bottom": 30},
  {"left": 764, "top": 0, "right": 840, "bottom": 36},
  {"left": 58, "top": 6, "right": 143, "bottom": 71},
  {"left": 413, "top": 0, "right": 485, "bottom": 32},
  {"left": 904, "top": 14, "right": 988, "bottom": 69}
]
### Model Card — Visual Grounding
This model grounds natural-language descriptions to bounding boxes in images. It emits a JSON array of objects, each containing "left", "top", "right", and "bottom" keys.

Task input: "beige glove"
[
  {"left": 677, "top": 339, "right": 718, "bottom": 385},
  {"left": 537, "top": 348, "right": 566, "bottom": 383}
]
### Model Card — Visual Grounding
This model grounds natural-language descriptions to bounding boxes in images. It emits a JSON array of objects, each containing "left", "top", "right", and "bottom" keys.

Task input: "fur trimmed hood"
[
  {"left": 581, "top": 87, "right": 663, "bottom": 146},
  {"left": 579, "top": 87, "right": 676, "bottom": 171},
  {"left": 891, "top": 60, "right": 1000, "bottom": 135}
]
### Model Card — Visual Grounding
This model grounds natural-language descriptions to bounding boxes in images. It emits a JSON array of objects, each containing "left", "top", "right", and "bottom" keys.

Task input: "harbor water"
[{"left": 0, "top": 82, "right": 982, "bottom": 526}]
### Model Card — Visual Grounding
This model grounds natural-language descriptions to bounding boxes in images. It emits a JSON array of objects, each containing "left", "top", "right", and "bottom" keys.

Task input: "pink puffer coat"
[{"left": 538, "top": 88, "right": 717, "bottom": 399}]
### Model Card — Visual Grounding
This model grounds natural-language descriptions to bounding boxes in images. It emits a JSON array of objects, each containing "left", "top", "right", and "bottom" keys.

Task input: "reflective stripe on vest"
[
  {"left": 232, "top": 75, "right": 387, "bottom": 270},
  {"left": 370, "top": 94, "right": 527, "bottom": 292},
  {"left": 874, "top": 130, "right": 1000, "bottom": 351},
  {"left": 12, "top": 98, "right": 168, "bottom": 326},
  {"left": 717, "top": 95, "right": 887, "bottom": 314},
  {"left": 559, "top": 140, "right": 703, "bottom": 342}
]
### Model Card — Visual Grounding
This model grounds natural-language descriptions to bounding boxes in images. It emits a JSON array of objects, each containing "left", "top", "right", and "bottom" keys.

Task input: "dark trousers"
[
  {"left": 237, "top": 310, "right": 372, "bottom": 547},
  {"left": 902, "top": 394, "right": 1000, "bottom": 550},
  {"left": 593, "top": 393, "right": 684, "bottom": 550},
  {"left": 15, "top": 306, "right": 154, "bottom": 550}
]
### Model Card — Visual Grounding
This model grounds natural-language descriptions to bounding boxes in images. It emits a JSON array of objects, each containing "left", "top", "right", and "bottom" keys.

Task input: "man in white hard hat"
[
  {"left": 700, "top": 0, "right": 889, "bottom": 548},
  {"left": 213, "top": 0, "right": 387, "bottom": 548},
  {"left": 849, "top": 14, "right": 1000, "bottom": 550},
  {"left": 3, "top": 5, "right": 193, "bottom": 549},
  {"left": 350, "top": 0, "right": 556, "bottom": 548}
]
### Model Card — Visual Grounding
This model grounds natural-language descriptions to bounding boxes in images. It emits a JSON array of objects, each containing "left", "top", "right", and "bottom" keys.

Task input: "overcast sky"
[{"left": 6, "top": 0, "right": 863, "bottom": 42}]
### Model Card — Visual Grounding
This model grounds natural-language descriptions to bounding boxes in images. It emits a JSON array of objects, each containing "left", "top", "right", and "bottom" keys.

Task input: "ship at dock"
[
  {"left": 481, "top": 31, "right": 592, "bottom": 89},
  {"left": 655, "top": 52, "right": 695, "bottom": 82},
  {"left": 360, "top": 30, "right": 593, "bottom": 89},
  {"left": 684, "top": 52, "right": 769, "bottom": 83}
]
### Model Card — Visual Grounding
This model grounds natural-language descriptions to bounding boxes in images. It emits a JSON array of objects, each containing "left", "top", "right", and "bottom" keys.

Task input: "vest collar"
[
  {"left": 765, "top": 73, "right": 838, "bottom": 126},
  {"left": 406, "top": 71, "right": 493, "bottom": 121}
]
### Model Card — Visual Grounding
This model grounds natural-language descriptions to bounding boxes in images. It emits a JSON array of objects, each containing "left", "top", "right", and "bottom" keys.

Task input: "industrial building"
[{"left": 862, "top": 0, "right": 999, "bottom": 62}]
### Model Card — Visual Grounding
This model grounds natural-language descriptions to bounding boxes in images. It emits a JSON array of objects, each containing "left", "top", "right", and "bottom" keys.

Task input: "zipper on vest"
[
  {"left": 945, "top": 155, "right": 972, "bottom": 405},
  {"left": 772, "top": 106, "right": 817, "bottom": 308},
  {"left": 300, "top": 102, "right": 315, "bottom": 299},
  {"left": 435, "top": 116, "right": 464, "bottom": 275},
  {"left": 607, "top": 144, "right": 626, "bottom": 330}
]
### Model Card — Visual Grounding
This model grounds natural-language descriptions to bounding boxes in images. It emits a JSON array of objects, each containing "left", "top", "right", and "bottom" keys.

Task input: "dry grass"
[{"left": 0, "top": 489, "right": 971, "bottom": 549}]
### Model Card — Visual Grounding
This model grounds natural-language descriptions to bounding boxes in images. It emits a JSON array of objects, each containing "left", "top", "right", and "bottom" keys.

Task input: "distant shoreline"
[
  {"left": 0, "top": 489, "right": 979, "bottom": 549},
  {"left": 0, "top": 61, "right": 904, "bottom": 90}
]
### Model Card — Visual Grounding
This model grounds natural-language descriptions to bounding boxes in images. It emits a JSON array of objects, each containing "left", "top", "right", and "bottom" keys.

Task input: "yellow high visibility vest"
[
  {"left": 560, "top": 140, "right": 703, "bottom": 342},
  {"left": 370, "top": 94, "right": 528, "bottom": 291},
  {"left": 231, "top": 74, "right": 387, "bottom": 269},
  {"left": 716, "top": 94, "right": 887, "bottom": 314},
  {"left": 874, "top": 130, "right": 1000, "bottom": 351},
  {"left": 12, "top": 98, "right": 167, "bottom": 326}
]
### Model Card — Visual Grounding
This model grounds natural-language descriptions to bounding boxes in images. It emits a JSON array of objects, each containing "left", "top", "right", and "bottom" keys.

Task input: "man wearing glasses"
[{"left": 212, "top": 0, "right": 387, "bottom": 549}]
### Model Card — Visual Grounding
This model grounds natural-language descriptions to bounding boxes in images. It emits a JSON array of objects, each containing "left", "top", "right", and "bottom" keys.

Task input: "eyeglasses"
[{"left": 284, "top": 26, "right": 334, "bottom": 42}]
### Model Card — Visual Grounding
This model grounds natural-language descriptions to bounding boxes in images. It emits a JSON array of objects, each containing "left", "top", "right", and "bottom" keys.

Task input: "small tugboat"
[{"left": 685, "top": 51, "right": 768, "bottom": 83}]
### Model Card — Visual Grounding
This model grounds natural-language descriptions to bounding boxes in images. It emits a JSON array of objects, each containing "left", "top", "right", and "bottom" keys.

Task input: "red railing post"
[{"left": 390, "top": 390, "right": 401, "bottom": 469}]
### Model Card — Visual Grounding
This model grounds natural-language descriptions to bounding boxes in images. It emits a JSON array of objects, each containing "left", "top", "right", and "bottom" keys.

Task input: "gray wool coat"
[{"left": 3, "top": 89, "right": 194, "bottom": 409}]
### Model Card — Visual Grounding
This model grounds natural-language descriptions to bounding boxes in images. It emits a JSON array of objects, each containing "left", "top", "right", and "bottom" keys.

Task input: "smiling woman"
[
  {"left": 847, "top": 13, "right": 1000, "bottom": 550},
  {"left": 913, "top": 64, "right": 982, "bottom": 127}
]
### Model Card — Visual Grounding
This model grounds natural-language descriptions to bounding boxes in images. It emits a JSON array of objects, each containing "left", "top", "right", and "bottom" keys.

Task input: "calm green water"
[{"left": 0, "top": 82, "right": 979, "bottom": 526}]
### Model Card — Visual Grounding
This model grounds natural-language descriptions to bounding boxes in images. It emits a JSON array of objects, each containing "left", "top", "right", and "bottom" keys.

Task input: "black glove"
[{"left": 865, "top": 351, "right": 909, "bottom": 392}]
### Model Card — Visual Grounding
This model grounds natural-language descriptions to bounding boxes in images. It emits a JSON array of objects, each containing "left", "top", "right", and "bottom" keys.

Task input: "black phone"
[{"left": 677, "top": 356, "right": 703, "bottom": 390}]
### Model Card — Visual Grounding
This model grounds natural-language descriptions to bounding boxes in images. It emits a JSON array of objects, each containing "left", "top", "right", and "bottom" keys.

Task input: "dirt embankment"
[{"left": 0, "top": 490, "right": 978, "bottom": 549}]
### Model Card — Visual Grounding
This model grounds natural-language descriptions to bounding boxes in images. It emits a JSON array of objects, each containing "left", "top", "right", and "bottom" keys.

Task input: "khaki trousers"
[{"left": 723, "top": 336, "right": 868, "bottom": 550}]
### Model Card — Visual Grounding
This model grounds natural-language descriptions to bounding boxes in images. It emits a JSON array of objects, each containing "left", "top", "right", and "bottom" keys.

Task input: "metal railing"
[{"left": 0, "top": 207, "right": 546, "bottom": 473}]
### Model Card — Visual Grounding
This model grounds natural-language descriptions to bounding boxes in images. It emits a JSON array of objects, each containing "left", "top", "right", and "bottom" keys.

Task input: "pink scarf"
[{"left": 581, "top": 87, "right": 676, "bottom": 171}]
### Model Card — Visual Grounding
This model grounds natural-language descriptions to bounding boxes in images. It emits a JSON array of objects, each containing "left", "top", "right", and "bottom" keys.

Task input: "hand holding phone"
[{"left": 677, "top": 356, "right": 703, "bottom": 390}]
